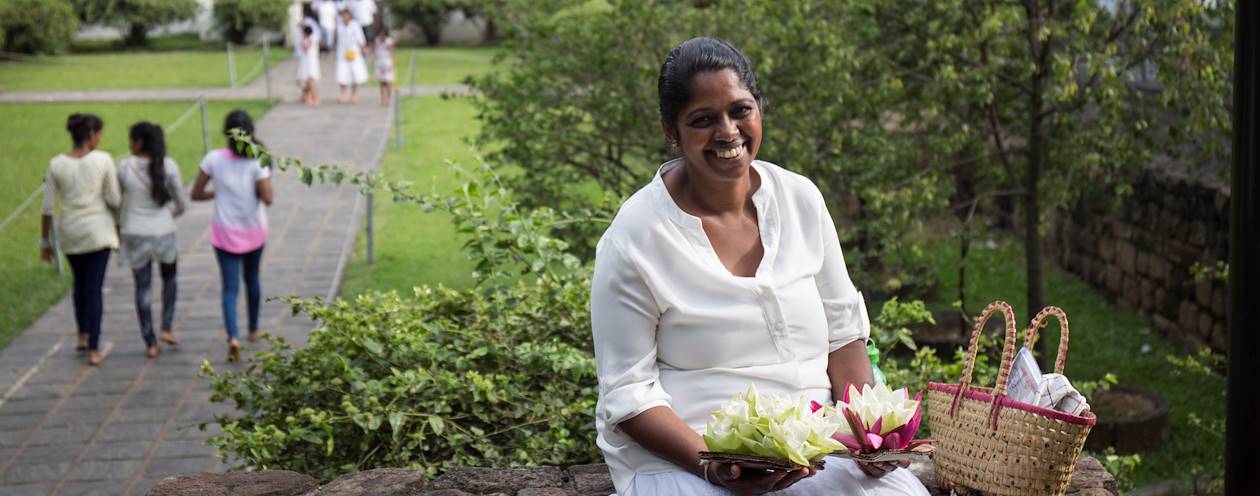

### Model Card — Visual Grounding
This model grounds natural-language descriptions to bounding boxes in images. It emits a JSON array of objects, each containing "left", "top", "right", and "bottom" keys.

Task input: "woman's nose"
[{"left": 715, "top": 115, "right": 740, "bottom": 141}]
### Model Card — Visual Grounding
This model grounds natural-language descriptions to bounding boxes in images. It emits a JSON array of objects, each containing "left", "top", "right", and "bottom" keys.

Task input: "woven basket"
[{"left": 925, "top": 302, "right": 1096, "bottom": 496}]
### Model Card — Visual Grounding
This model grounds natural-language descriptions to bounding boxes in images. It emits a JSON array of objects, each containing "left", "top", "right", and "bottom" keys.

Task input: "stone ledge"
[{"left": 148, "top": 456, "right": 1115, "bottom": 495}]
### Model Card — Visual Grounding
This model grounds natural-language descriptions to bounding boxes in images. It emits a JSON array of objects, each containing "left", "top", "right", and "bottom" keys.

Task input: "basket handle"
[
  {"left": 950, "top": 301, "right": 1019, "bottom": 417},
  {"left": 1022, "top": 306, "right": 1071, "bottom": 375}
]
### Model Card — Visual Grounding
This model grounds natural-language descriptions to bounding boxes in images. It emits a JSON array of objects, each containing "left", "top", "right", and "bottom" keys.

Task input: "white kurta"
[
  {"left": 334, "top": 20, "right": 368, "bottom": 85},
  {"left": 591, "top": 159, "right": 925, "bottom": 495}
]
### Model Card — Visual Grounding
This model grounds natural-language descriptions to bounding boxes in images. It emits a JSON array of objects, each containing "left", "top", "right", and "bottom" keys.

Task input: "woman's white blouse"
[{"left": 591, "top": 159, "right": 871, "bottom": 494}]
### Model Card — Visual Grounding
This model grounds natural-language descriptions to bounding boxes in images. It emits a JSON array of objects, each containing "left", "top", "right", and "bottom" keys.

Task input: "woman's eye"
[
  {"left": 732, "top": 106, "right": 752, "bottom": 117},
  {"left": 690, "top": 116, "right": 712, "bottom": 127}
]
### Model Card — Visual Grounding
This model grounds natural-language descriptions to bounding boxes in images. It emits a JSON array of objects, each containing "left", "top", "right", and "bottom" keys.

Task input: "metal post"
[
  {"left": 1227, "top": 2, "right": 1258, "bottom": 494},
  {"left": 408, "top": 53, "right": 417, "bottom": 97},
  {"left": 365, "top": 193, "right": 375, "bottom": 265},
  {"left": 262, "top": 35, "right": 272, "bottom": 100},
  {"left": 227, "top": 42, "right": 237, "bottom": 88},
  {"left": 199, "top": 98, "right": 211, "bottom": 155},
  {"left": 393, "top": 91, "right": 402, "bottom": 149}
]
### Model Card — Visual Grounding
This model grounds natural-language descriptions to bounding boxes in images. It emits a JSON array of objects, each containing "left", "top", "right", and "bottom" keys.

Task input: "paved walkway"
[
  {"left": 0, "top": 56, "right": 472, "bottom": 102},
  {"left": 0, "top": 57, "right": 392, "bottom": 495}
]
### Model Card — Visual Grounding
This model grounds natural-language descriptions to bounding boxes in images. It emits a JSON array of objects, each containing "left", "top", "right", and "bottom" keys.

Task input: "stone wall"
[
  {"left": 147, "top": 457, "right": 1118, "bottom": 495},
  {"left": 1050, "top": 168, "right": 1229, "bottom": 351}
]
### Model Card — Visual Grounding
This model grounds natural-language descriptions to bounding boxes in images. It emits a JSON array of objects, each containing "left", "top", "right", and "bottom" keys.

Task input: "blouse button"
[{"left": 775, "top": 322, "right": 786, "bottom": 332}]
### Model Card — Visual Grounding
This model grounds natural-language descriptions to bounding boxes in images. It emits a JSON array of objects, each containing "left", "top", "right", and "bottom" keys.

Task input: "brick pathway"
[{"left": 0, "top": 58, "right": 393, "bottom": 495}]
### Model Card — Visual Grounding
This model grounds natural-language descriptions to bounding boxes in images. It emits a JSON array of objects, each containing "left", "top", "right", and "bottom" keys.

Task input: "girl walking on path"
[
  {"left": 373, "top": 27, "right": 396, "bottom": 106},
  {"left": 298, "top": 24, "right": 321, "bottom": 107},
  {"left": 191, "top": 110, "right": 274, "bottom": 362},
  {"left": 40, "top": 113, "right": 120, "bottom": 366},
  {"left": 117, "top": 122, "right": 188, "bottom": 358},
  {"left": 335, "top": 8, "right": 369, "bottom": 104}
]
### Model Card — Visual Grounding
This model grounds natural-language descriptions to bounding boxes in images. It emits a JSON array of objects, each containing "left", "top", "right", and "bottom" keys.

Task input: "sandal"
[
  {"left": 87, "top": 351, "right": 104, "bottom": 366},
  {"left": 227, "top": 339, "right": 241, "bottom": 363},
  {"left": 146, "top": 346, "right": 161, "bottom": 359},
  {"left": 159, "top": 330, "right": 180, "bottom": 346},
  {"left": 76, "top": 334, "right": 88, "bottom": 352},
  {"left": 247, "top": 330, "right": 263, "bottom": 343}
]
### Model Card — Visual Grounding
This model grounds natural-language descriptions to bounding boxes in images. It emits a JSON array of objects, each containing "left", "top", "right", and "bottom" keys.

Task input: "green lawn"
[
  {"left": 928, "top": 238, "right": 1225, "bottom": 488},
  {"left": 0, "top": 99, "right": 273, "bottom": 351},
  {"left": 0, "top": 48, "right": 289, "bottom": 91},
  {"left": 389, "top": 47, "right": 499, "bottom": 86},
  {"left": 339, "top": 96, "right": 481, "bottom": 296}
]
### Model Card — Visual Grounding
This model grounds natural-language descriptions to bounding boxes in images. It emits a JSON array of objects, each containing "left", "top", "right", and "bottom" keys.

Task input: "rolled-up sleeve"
[
  {"left": 813, "top": 194, "right": 871, "bottom": 352},
  {"left": 42, "top": 168, "right": 58, "bottom": 216},
  {"left": 590, "top": 237, "right": 672, "bottom": 426}
]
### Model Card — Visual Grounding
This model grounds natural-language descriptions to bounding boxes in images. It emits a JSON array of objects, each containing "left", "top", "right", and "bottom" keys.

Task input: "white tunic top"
[
  {"left": 591, "top": 159, "right": 871, "bottom": 494},
  {"left": 117, "top": 156, "right": 188, "bottom": 237},
  {"left": 42, "top": 151, "right": 121, "bottom": 255}
]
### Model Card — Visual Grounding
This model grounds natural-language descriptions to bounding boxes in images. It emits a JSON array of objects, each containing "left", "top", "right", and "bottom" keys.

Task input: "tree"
[
  {"left": 212, "top": 0, "right": 288, "bottom": 44},
  {"left": 390, "top": 0, "right": 473, "bottom": 46},
  {"left": 0, "top": 0, "right": 78, "bottom": 54},
  {"left": 71, "top": 0, "right": 198, "bottom": 47},
  {"left": 470, "top": 0, "right": 951, "bottom": 286},
  {"left": 851, "top": 0, "right": 1233, "bottom": 362}
]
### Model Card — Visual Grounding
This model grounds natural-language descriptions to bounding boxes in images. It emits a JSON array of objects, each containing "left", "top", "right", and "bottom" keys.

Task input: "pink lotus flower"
[{"left": 831, "top": 384, "right": 930, "bottom": 454}]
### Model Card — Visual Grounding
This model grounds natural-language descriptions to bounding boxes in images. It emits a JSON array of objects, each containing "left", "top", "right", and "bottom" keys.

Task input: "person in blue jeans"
[
  {"left": 41, "top": 113, "right": 121, "bottom": 366},
  {"left": 190, "top": 110, "right": 273, "bottom": 361}
]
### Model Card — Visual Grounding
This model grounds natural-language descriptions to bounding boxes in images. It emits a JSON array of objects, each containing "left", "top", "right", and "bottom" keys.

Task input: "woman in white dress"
[
  {"left": 334, "top": 8, "right": 369, "bottom": 104},
  {"left": 590, "top": 37, "right": 931, "bottom": 496},
  {"left": 297, "top": 24, "right": 321, "bottom": 106}
]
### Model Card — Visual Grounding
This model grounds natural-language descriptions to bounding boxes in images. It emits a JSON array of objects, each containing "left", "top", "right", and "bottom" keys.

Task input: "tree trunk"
[
  {"left": 125, "top": 23, "right": 149, "bottom": 47},
  {"left": 1026, "top": 83, "right": 1049, "bottom": 368}
]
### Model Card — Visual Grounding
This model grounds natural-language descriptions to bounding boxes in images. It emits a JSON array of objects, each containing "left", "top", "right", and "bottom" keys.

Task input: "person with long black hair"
[
  {"left": 41, "top": 113, "right": 120, "bottom": 366},
  {"left": 191, "top": 110, "right": 273, "bottom": 362},
  {"left": 117, "top": 122, "right": 189, "bottom": 358}
]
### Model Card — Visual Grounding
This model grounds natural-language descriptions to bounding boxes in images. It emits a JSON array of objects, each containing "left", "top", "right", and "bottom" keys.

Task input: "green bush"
[
  {"left": 0, "top": 0, "right": 78, "bottom": 55},
  {"left": 204, "top": 164, "right": 602, "bottom": 481},
  {"left": 212, "top": 0, "right": 287, "bottom": 44}
]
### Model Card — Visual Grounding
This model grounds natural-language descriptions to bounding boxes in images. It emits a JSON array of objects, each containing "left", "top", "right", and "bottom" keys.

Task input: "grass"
[
  {"left": 927, "top": 237, "right": 1225, "bottom": 488},
  {"left": 389, "top": 47, "right": 499, "bottom": 86},
  {"left": 0, "top": 99, "right": 274, "bottom": 351},
  {"left": 339, "top": 96, "right": 481, "bottom": 296},
  {"left": 0, "top": 48, "right": 289, "bottom": 92}
]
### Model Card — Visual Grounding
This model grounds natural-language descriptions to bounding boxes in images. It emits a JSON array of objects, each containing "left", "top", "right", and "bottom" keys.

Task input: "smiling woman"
[{"left": 588, "top": 37, "right": 931, "bottom": 496}]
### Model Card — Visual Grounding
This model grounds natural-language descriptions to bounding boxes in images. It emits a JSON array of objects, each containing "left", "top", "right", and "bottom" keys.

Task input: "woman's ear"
[{"left": 659, "top": 120, "right": 677, "bottom": 148}]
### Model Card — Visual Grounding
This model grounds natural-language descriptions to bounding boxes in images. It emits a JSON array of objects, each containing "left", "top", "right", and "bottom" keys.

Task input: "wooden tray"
[
  {"left": 831, "top": 444, "right": 934, "bottom": 463},
  {"left": 698, "top": 452, "right": 826, "bottom": 471}
]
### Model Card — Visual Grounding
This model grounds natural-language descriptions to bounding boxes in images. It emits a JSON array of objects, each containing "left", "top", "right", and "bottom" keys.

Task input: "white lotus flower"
[{"left": 703, "top": 384, "right": 845, "bottom": 466}]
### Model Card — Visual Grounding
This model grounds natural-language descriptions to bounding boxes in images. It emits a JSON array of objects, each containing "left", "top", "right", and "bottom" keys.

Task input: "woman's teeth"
[{"left": 714, "top": 146, "right": 743, "bottom": 159}]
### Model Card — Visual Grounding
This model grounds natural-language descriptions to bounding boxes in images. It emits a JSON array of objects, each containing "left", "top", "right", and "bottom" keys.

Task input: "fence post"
[
  {"left": 227, "top": 42, "right": 237, "bottom": 88},
  {"left": 393, "top": 90, "right": 402, "bottom": 149},
  {"left": 365, "top": 193, "right": 374, "bottom": 265},
  {"left": 408, "top": 53, "right": 417, "bottom": 97},
  {"left": 199, "top": 98, "right": 211, "bottom": 156},
  {"left": 262, "top": 35, "right": 272, "bottom": 100}
]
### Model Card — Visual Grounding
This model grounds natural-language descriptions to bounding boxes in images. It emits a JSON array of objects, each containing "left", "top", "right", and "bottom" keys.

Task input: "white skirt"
[
  {"left": 335, "top": 49, "right": 368, "bottom": 85},
  {"left": 622, "top": 458, "right": 930, "bottom": 496}
]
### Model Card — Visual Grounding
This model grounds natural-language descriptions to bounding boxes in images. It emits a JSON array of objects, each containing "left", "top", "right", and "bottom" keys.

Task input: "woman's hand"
[
  {"left": 855, "top": 458, "right": 909, "bottom": 478},
  {"left": 706, "top": 461, "right": 815, "bottom": 495}
]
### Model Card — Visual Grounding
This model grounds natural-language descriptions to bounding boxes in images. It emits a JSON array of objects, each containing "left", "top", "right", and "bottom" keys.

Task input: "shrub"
[
  {"left": 0, "top": 0, "right": 78, "bottom": 55},
  {"left": 212, "top": 0, "right": 287, "bottom": 44},
  {"left": 204, "top": 163, "right": 601, "bottom": 481},
  {"left": 70, "top": 0, "right": 200, "bottom": 47}
]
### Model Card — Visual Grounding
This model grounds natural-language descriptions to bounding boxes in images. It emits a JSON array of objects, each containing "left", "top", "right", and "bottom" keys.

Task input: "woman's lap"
[{"left": 624, "top": 459, "right": 928, "bottom": 496}]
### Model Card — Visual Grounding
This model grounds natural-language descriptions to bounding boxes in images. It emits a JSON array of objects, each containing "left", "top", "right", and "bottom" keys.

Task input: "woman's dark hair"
[
  {"left": 130, "top": 121, "right": 171, "bottom": 206},
  {"left": 66, "top": 113, "right": 104, "bottom": 147},
  {"left": 657, "top": 37, "right": 763, "bottom": 139},
  {"left": 223, "top": 109, "right": 262, "bottom": 159}
]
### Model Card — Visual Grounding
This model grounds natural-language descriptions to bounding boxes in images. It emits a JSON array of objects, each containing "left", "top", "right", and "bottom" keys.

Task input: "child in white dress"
[
  {"left": 297, "top": 25, "right": 321, "bottom": 106},
  {"left": 373, "top": 28, "right": 396, "bottom": 106}
]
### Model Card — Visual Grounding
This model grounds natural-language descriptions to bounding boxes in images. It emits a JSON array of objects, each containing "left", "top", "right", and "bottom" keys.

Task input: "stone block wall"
[{"left": 1050, "top": 168, "right": 1229, "bottom": 351}]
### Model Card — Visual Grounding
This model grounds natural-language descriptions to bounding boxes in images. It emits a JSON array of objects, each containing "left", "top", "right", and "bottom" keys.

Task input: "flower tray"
[
  {"left": 831, "top": 444, "right": 934, "bottom": 463},
  {"left": 698, "top": 451, "right": 826, "bottom": 471}
]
